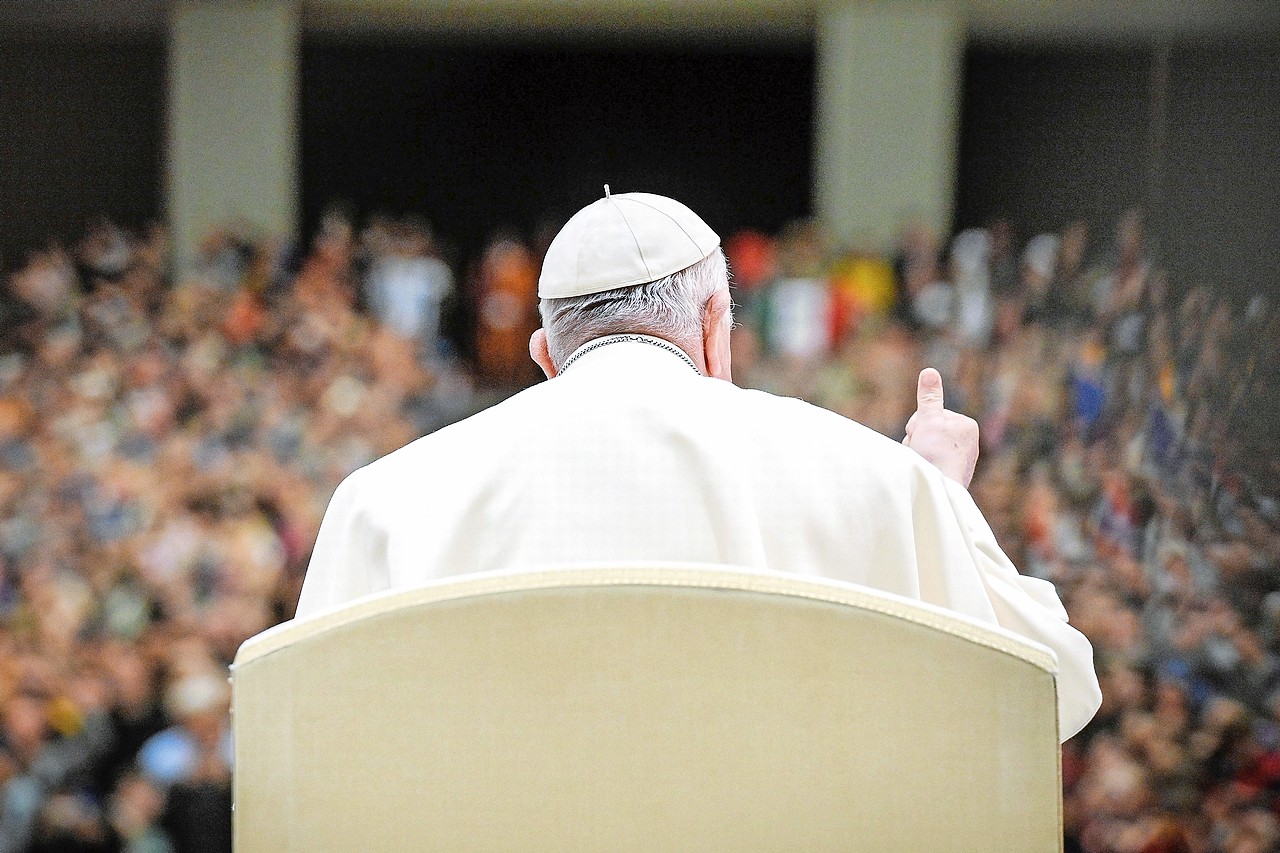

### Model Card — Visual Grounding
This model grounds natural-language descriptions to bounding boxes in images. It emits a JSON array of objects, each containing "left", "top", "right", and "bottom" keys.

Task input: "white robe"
[{"left": 297, "top": 338, "right": 1102, "bottom": 740}]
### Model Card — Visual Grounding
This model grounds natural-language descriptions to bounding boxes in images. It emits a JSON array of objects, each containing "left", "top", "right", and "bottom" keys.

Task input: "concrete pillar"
[
  {"left": 168, "top": 1, "right": 299, "bottom": 271},
  {"left": 814, "top": 1, "right": 964, "bottom": 250}
]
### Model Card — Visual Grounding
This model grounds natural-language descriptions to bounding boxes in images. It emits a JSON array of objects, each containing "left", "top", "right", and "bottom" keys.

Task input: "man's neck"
[{"left": 558, "top": 333, "right": 703, "bottom": 376}]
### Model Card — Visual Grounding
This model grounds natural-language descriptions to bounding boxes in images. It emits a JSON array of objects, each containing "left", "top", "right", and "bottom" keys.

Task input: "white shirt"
[
  {"left": 297, "top": 337, "right": 1101, "bottom": 740},
  {"left": 367, "top": 255, "right": 452, "bottom": 341}
]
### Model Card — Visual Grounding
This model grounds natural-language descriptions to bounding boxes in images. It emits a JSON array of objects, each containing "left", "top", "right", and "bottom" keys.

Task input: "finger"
[{"left": 916, "top": 367, "right": 944, "bottom": 412}]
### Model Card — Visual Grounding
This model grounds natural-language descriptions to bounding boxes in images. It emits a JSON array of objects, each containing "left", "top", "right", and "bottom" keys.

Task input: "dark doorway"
[{"left": 300, "top": 38, "right": 816, "bottom": 269}]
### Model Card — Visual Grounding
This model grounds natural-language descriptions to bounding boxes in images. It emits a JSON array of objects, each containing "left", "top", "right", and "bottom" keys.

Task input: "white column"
[
  {"left": 814, "top": 1, "right": 964, "bottom": 250},
  {"left": 168, "top": 0, "right": 300, "bottom": 271}
]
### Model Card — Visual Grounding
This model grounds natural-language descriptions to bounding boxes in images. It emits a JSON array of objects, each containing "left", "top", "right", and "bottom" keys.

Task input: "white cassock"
[{"left": 297, "top": 336, "right": 1102, "bottom": 740}]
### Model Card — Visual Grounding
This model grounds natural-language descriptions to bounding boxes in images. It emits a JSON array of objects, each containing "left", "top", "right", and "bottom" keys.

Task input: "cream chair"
[{"left": 232, "top": 564, "right": 1062, "bottom": 852}]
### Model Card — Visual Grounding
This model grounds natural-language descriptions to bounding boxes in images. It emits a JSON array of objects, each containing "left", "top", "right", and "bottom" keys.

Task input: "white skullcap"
[{"left": 538, "top": 187, "right": 720, "bottom": 299}]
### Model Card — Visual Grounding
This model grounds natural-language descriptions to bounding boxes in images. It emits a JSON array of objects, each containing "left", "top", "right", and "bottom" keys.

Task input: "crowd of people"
[
  {"left": 726, "top": 213, "right": 1280, "bottom": 853},
  {"left": 0, "top": 204, "right": 1276, "bottom": 852}
]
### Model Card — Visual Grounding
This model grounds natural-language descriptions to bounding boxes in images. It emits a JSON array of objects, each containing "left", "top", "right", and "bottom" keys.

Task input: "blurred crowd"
[
  {"left": 0, "top": 205, "right": 1277, "bottom": 853},
  {"left": 726, "top": 212, "right": 1280, "bottom": 853}
]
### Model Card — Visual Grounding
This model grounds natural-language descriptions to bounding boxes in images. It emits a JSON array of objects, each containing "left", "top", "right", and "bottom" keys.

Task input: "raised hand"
[{"left": 902, "top": 367, "right": 980, "bottom": 488}]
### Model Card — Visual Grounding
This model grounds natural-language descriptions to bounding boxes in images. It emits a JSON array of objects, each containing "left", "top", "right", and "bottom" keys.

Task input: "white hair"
[{"left": 539, "top": 248, "right": 730, "bottom": 368}]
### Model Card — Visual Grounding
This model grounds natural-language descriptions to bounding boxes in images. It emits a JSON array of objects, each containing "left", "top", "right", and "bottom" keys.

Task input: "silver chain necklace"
[{"left": 559, "top": 334, "right": 702, "bottom": 376}]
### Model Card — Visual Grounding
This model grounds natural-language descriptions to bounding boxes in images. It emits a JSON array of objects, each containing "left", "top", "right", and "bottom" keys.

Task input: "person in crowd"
[
  {"left": 364, "top": 218, "right": 453, "bottom": 358},
  {"left": 474, "top": 231, "right": 540, "bottom": 386}
]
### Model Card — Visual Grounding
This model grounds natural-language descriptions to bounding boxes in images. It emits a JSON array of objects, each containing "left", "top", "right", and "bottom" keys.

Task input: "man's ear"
[
  {"left": 529, "top": 329, "right": 558, "bottom": 379},
  {"left": 701, "top": 289, "right": 733, "bottom": 382}
]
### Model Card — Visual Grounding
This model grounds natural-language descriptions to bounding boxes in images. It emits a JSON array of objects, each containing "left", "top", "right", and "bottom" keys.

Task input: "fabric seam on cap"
[
  {"left": 627, "top": 196, "right": 708, "bottom": 254},
  {"left": 606, "top": 197, "right": 653, "bottom": 281}
]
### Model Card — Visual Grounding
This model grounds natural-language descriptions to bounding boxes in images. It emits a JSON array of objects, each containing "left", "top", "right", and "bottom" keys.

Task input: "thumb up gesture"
[{"left": 903, "top": 368, "right": 980, "bottom": 488}]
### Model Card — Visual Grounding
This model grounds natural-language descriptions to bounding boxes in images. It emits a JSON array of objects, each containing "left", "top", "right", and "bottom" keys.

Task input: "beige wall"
[
  {"left": 167, "top": 0, "right": 299, "bottom": 271},
  {"left": 814, "top": 1, "right": 963, "bottom": 251}
]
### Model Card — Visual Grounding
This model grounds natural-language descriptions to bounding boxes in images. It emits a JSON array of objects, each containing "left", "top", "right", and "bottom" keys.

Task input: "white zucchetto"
[{"left": 538, "top": 188, "right": 720, "bottom": 299}]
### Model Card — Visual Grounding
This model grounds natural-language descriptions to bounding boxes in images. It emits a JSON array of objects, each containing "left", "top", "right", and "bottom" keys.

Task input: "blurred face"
[
  {"left": 3, "top": 695, "right": 48, "bottom": 758},
  {"left": 186, "top": 708, "right": 226, "bottom": 749},
  {"left": 104, "top": 646, "right": 154, "bottom": 710},
  {"left": 1060, "top": 222, "right": 1088, "bottom": 269},
  {"left": 112, "top": 774, "right": 166, "bottom": 833}
]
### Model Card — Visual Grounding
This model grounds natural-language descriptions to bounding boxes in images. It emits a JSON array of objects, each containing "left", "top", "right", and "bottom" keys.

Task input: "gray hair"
[{"left": 539, "top": 248, "right": 730, "bottom": 368}]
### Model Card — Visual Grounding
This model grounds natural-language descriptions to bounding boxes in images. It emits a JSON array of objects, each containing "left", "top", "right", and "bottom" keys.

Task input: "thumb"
[{"left": 916, "top": 367, "right": 945, "bottom": 412}]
